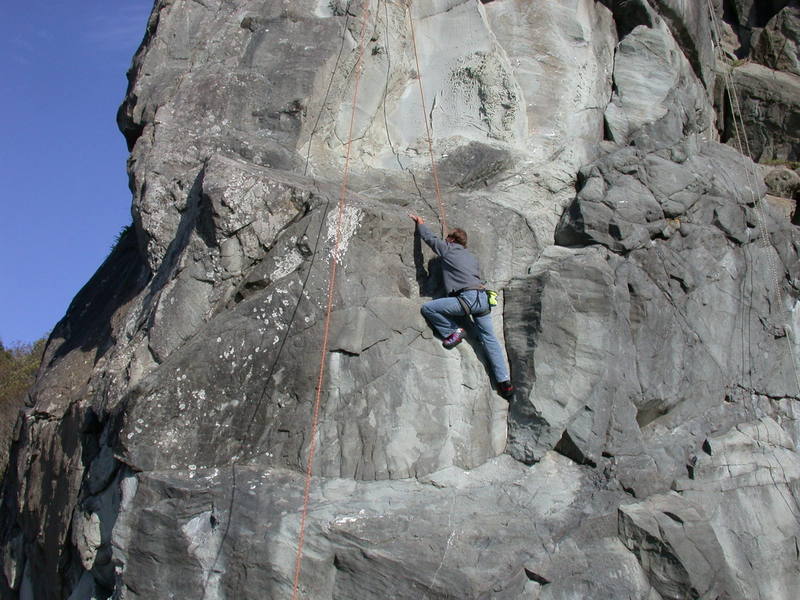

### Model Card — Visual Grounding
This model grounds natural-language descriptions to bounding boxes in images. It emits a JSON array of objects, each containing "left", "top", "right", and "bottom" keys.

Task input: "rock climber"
[{"left": 410, "top": 213, "right": 514, "bottom": 400}]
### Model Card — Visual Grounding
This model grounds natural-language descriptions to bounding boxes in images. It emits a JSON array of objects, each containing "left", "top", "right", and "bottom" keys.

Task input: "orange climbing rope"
[
  {"left": 291, "top": 1, "right": 372, "bottom": 598},
  {"left": 406, "top": 1, "right": 448, "bottom": 235},
  {"left": 291, "top": 2, "right": 452, "bottom": 596}
]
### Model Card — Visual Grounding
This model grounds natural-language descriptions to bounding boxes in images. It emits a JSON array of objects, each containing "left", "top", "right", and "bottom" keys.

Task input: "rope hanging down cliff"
[
  {"left": 705, "top": 0, "right": 800, "bottom": 397},
  {"left": 291, "top": 1, "right": 372, "bottom": 598},
  {"left": 406, "top": 0, "right": 447, "bottom": 235},
  {"left": 291, "top": 2, "right": 452, "bottom": 597}
]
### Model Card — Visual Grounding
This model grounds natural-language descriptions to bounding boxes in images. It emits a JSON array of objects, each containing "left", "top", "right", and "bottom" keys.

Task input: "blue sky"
[{"left": 1, "top": 1, "right": 154, "bottom": 346}]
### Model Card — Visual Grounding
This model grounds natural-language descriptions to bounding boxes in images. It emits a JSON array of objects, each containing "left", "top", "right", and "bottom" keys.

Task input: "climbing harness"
[
  {"left": 454, "top": 288, "right": 492, "bottom": 318},
  {"left": 291, "top": 2, "right": 476, "bottom": 595}
]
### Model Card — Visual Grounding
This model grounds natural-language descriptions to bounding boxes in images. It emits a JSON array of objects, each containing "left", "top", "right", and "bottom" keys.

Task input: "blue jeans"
[{"left": 421, "top": 290, "right": 510, "bottom": 383}]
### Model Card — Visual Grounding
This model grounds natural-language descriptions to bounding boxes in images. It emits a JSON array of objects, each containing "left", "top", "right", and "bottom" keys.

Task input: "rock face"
[
  {"left": 719, "top": 0, "right": 794, "bottom": 54},
  {"left": 720, "top": 61, "right": 800, "bottom": 162},
  {"left": 2, "top": 1, "right": 800, "bottom": 600},
  {"left": 714, "top": 2, "right": 800, "bottom": 163},
  {"left": 752, "top": 4, "right": 800, "bottom": 76}
]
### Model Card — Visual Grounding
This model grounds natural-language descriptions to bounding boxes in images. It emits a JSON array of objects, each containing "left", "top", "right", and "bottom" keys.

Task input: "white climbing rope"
[{"left": 705, "top": 0, "right": 800, "bottom": 396}]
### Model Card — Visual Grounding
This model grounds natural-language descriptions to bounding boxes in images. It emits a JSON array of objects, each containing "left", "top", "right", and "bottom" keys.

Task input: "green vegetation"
[
  {"left": 761, "top": 159, "right": 800, "bottom": 170},
  {"left": 111, "top": 223, "right": 134, "bottom": 250},
  {"left": 0, "top": 337, "right": 47, "bottom": 480}
]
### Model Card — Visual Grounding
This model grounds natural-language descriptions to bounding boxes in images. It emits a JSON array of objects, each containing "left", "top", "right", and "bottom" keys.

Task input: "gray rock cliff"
[{"left": 2, "top": 1, "right": 799, "bottom": 599}]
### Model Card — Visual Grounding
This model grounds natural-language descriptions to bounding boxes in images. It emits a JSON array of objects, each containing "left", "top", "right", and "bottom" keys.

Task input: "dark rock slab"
[
  {"left": 752, "top": 4, "right": 800, "bottom": 77},
  {"left": 720, "top": 62, "right": 800, "bottom": 162}
]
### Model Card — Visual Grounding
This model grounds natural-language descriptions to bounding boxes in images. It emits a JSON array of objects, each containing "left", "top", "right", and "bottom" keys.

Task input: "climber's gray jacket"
[{"left": 416, "top": 223, "right": 483, "bottom": 295}]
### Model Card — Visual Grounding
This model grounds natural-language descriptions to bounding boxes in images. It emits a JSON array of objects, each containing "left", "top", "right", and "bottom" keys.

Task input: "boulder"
[{"left": 765, "top": 165, "right": 800, "bottom": 198}]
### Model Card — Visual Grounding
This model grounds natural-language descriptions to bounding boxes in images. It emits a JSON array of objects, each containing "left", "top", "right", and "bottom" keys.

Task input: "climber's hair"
[{"left": 447, "top": 228, "right": 467, "bottom": 247}]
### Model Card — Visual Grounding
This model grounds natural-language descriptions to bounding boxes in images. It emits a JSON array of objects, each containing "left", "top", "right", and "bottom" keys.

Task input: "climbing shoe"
[
  {"left": 497, "top": 381, "right": 514, "bottom": 400},
  {"left": 442, "top": 328, "right": 465, "bottom": 349}
]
